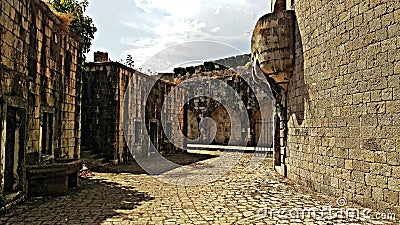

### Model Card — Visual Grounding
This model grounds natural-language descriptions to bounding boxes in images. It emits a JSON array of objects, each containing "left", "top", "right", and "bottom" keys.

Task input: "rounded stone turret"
[{"left": 251, "top": 10, "right": 295, "bottom": 91}]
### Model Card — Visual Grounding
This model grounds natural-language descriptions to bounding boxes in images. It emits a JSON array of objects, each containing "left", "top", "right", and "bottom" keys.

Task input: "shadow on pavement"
[
  {"left": 96, "top": 152, "right": 217, "bottom": 174},
  {"left": 0, "top": 178, "right": 154, "bottom": 224}
]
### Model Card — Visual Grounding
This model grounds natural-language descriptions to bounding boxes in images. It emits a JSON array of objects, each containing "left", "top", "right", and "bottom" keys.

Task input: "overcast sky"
[{"left": 85, "top": 0, "right": 271, "bottom": 72}]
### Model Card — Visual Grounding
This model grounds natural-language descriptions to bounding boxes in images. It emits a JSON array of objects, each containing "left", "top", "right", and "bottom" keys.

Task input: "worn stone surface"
[
  {"left": 0, "top": 0, "right": 82, "bottom": 200},
  {"left": 82, "top": 57, "right": 132, "bottom": 164},
  {"left": 251, "top": 10, "right": 295, "bottom": 91},
  {"left": 173, "top": 56, "right": 275, "bottom": 147},
  {"left": 286, "top": 0, "right": 400, "bottom": 213},
  {"left": 83, "top": 58, "right": 188, "bottom": 162},
  {"left": 0, "top": 153, "right": 397, "bottom": 224},
  {"left": 252, "top": 0, "right": 400, "bottom": 213}
]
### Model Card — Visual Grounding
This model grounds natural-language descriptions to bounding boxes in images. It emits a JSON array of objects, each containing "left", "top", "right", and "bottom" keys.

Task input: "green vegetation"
[{"left": 48, "top": 0, "right": 97, "bottom": 54}]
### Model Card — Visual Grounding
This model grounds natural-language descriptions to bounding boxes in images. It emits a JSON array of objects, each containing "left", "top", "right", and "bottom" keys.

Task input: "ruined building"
[
  {"left": 172, "top": 55, "right": 275, "bottom": 148},
  {"left": 252, "top": 0, "right": 400, "bottom": 212},
  {"left": 82, "top": 53, "right": 276, "bottom": 164},
  {"left": 83, "top": 52, "right": 187, "bottom": 163},
  {"left": 0, "top": 0, "right": 83, "bottom": 207},
  {"left": 82, "top": 52, "right": 131, "bottom": 165}
]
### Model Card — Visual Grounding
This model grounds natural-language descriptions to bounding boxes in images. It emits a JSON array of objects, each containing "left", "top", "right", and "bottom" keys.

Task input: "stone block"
[
  {"left": 342, "top": 169, "right": 352, "bottom": 181},
  {"left": 386, "top": 100, "right": 400, "bottom": 113},
  {"left": 374, "top": 151, "right": 387, "bottom": 164},
  {"left": 333, "top": 148, "right": 349, "bottom": 159},
  {"left": 370, "top": 163, "right": 385, "bottom": 175},
  {"left": 394, "top": 87, "right": 400, "bottom": 100},
  {"left": 345, "top": 159, "right": 353, "bottom": 170},
  {"left": 372, "top": 187, "right": 384, "bottom": 201},
  {"left": 331, "top": 177, "right": 339, "bottom": 188},
  {"left": 351, "top": 171, "right": 365, "bottom": 183},
  {"left": 349, "top": 149, "right": 364, "bottom": 161},
  {"left": 366, "top": 102, "right": 386, "bottom": 114},
  {"left": 362, "top": 150, "right": 375, "bottom": 163},
  {"left": 388, "top": 178, "right": 400, "bottom": 192},
  {"left": 364, "top": 197, "right": 377, "bottom": 210},
  {"left": 387, "top": 152, "right": 399, "bottom": 165},
  {"left": 355, "top": 183, "right": 367, "bottom": 195},
  {"left": 393, "top": 166, "right": 400, "bottom": 178},
  {"left": 383, "top": 189, "right": 399, "bottom": 205},
  {"left": 382, "top": 88, "right": 393, "bottom": 101},
  {"left": 376, "top": 175, "right": 388, "bottom": 188}
]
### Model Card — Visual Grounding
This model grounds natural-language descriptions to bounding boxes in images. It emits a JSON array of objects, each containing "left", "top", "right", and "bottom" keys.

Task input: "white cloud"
[
  {"left": 211, "top": 27, "right": 220, "bottom": 33},
  {"left": 134, "top": 0, "right": 203, "bottom": 18},
  {"left": 214, "top": 5, "right": 222, "bottom": 14},
  {"left": 156, "top": 19, "right": 206, "bottom": 36},
  {"left": 85, "top": 0, "right": 271, "bottom": 70}
]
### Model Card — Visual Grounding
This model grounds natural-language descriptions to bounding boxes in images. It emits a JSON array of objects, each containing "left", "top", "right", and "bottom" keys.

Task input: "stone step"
[{"left": 80, "top": 150, "right": 111, "bottom": 170}]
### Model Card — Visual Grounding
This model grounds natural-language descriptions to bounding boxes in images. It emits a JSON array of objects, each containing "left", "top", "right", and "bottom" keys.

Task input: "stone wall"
[
  {"left": 174, "top": 58, "right": 275, "bottom": 147},
  {"left": 84, "top": 58, "right": 187, "bottom": 160},
  {"left": 0, "top": 0, "right": 82, "bottom": 199},
  {"left": 83, "top": 61, "right": 131, "bottom": 164},
  {"left": 127, "top": 73, "right": 187, "bottom": 157},
  {"left": 286, "top": 0, "right": 400, "bottom": 212}
]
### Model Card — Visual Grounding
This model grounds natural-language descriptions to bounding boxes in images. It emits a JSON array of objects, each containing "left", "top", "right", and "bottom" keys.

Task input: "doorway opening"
[
  {"left": 4, "top": 106, "right": 26, "bottom": 194},
  {"left": 149, "top": 121, "right": 158, "bottom": 153}
]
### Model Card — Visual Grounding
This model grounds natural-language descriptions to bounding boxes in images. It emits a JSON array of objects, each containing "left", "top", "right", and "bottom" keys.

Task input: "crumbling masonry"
[
  {"left": 172, "top": 56, "right": 275, "bottom": 147},
  {"left": 83, "top": 54, "right": 275, "bottom": 164}
]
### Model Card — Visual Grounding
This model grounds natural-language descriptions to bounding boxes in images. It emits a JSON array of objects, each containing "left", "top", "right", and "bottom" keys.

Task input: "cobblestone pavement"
[{"left": 1, "top": 152, "right": 398, "bottom": 225}]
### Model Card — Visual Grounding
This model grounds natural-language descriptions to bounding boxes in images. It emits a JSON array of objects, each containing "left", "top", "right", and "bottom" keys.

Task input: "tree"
[
  {"left": 204, "top": 61, "right": 215, "bottom": 71},
  {"left": 186, "top": 66, "right": 195, "bottom": 74},
  {"left": 48, "top": 0, "right": 97, "bottom": 54},
  {"left": 174, "top": 67, "right": 186, "bottom": 77}
]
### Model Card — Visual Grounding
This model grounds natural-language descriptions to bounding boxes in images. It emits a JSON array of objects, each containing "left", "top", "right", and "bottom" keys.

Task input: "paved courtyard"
[{"left": 1, "top": 152, "right": 398, "bottom": 225}]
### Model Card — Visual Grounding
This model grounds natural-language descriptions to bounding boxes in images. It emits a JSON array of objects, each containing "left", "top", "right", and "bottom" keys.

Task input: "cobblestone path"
[{"left": 1, "top": 152, "right": 398, "bottom": 224}]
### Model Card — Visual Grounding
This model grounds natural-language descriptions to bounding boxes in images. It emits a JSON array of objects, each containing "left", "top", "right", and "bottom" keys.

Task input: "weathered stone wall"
[
  {"left": 174, "top": 57, "right": 274, "bottom": 147},
  {"left": 210, "top": 106, "right": 231, "bottom": 145},
  {"left": 83, "top": 62, "right": 131, "bottom": 164},
  {"left": 187, "top": 109, "right": 200, "bottom": 140},
  {"left": 128, "top": 73, "right": 187, "bottom": 157},
  {"left": 0, "top": 0, "right": 82, "bottom": 197},
  {"left": 286, "top": 0, "right": 400, "bottom": 212},
  {"left": 184, "top": 71, "right": 252, "bottom": 146},
  {"left": 84, "top": 60, "right": 187, "bottom": 160}
]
